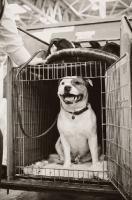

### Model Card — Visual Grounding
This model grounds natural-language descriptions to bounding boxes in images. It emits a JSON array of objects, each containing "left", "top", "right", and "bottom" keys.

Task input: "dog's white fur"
[{"left": 56, "top": 76, "right": 98, "bottom": 169}]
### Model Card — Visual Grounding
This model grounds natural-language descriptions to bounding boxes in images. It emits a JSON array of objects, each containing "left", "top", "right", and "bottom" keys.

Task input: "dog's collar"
[{"left": 61, "top": 104, "right": 89, "bottom": 119}]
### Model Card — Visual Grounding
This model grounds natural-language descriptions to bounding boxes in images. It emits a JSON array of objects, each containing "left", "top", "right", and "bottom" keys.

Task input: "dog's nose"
[{"left": 64, "top": 85, "right": 72, "bottom": 92}]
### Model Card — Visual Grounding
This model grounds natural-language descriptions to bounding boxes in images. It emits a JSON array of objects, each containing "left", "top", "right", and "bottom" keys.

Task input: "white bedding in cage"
[{"left": 23, "top": 158, "right": 108, "bottom": 180}]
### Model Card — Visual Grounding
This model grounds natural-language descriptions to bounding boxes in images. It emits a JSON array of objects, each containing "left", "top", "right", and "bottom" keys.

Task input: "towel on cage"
[{"left": 44, "top": 48, "right": 119, "bottom": 66}]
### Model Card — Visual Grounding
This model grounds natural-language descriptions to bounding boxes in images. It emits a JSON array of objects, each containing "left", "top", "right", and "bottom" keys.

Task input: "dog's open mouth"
[{"left": 60, "top": 94, "right": 83, "bottom": 104}]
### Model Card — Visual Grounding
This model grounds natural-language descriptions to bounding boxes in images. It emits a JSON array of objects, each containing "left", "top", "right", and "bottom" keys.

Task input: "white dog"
[{"left": 56, "top": 76, "right": 99, "bottom": 169}]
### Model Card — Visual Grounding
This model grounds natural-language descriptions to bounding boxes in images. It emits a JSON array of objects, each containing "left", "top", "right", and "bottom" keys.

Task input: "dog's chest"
[
  {"left": 58, "top": 113, "right": 90, "bottom": 139},
  {"left": 63, "top": 126, "right": 86, "bottom": 139}
]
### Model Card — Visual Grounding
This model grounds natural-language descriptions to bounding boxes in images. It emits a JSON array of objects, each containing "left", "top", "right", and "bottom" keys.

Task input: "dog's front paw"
[
  {"left": 88, "top": 162, "right": 104, "bottom": 171},
  {"left": 88, "top": 162, "right": 108, "bottom": 180},
  {"left": 88, "top": 163, "right": 97, "bottom": 171},
  {"left": 88, "top": 163, "right": 99, "bottom": 179},
  {"left": 63, "top": 161, "right": 71, "bottom": 168}
]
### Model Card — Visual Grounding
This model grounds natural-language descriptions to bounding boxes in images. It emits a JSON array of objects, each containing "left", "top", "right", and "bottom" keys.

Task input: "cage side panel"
[{"left": 106, "top": 54, "right": 132, "bottom": 200}]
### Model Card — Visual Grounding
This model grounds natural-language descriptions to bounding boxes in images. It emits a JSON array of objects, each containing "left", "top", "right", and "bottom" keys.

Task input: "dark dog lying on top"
[
  {"left": 88, "top": 41, "right": 120, "bottom": 57},
  {"left": 45, "top": 38, "right": 120, "bottom": 58}
]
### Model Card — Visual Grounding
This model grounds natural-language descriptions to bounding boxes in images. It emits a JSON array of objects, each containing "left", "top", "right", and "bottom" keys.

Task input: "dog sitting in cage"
[{"left": 56, "top": 76, "right": 100, "bottom": 169}]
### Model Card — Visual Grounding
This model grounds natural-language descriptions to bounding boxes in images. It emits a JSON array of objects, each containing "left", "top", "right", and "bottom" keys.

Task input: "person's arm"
[{"left": 0, "top": 1, "right": 45, "bottom": 65}]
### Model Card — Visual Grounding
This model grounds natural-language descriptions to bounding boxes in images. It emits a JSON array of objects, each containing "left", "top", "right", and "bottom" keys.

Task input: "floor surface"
[{"left": 0, "top": 189, "right": 124, "bottom": 200}]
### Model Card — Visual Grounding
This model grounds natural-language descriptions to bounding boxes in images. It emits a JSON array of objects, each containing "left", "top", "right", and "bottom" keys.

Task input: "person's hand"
[{"left": 29, "top": 57, "right": 46, "bottom": 65}]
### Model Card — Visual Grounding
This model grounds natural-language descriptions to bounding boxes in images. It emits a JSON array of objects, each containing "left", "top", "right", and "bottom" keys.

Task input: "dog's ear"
[
  {"left": 85, "top": 78, "right": 93, "bottom": 87},
  {"left": 58, "top": 78, "right": 63, "bottom": 86}
]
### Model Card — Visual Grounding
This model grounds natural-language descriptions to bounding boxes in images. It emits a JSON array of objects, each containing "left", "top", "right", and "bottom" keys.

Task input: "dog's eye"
[
  {"left": 75, "top": 81, "right": 81, "bottom": 85},
  {"left": 61, "top": 82, "right": 64, "bottom": 85}
]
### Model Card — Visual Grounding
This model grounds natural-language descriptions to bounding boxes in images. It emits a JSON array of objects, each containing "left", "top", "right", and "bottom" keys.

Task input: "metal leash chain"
[{"left": 15, "top": 50, "right": 58, "bottom": 139}]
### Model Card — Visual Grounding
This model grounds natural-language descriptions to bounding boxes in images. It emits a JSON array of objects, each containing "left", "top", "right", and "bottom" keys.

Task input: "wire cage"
[
  {"left": 11, "top": 55, "right": 132, "bottom": 200},
  {"left": 12, "top": 60, "right": 108, "bottom": 183}
]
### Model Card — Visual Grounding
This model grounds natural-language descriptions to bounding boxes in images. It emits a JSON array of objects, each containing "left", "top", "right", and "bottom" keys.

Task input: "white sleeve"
[{"left": 0, "top": 1, "right": 31, "bottom": 65}]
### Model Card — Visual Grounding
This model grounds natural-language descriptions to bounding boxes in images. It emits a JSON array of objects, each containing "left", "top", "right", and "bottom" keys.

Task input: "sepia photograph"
[{"left": 0, "top": 0, "right": 131, "bottom": 200}]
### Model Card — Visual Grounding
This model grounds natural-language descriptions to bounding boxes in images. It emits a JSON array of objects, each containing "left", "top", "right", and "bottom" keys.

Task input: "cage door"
[{"left": 105, "top": 54, "right": 132, "bottom": 200}]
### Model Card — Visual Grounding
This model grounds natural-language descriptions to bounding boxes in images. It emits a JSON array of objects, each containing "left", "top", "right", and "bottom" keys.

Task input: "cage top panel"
[{"left": 14, "top": 61, "right": 108, "bottom": 81}]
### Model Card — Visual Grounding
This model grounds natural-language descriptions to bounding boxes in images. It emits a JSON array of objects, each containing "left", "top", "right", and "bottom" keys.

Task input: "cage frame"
[
  {"left": 2, "top": 58, "right": 123, "bottom": 199},
  {"left": 12, "top": 60, "right": 108, "bottom": 182}
]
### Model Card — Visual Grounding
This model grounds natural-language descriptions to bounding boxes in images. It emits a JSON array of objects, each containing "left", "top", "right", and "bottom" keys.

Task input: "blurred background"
[{"left": 8, "top": 0, "right": 132, "bottom": 28}]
